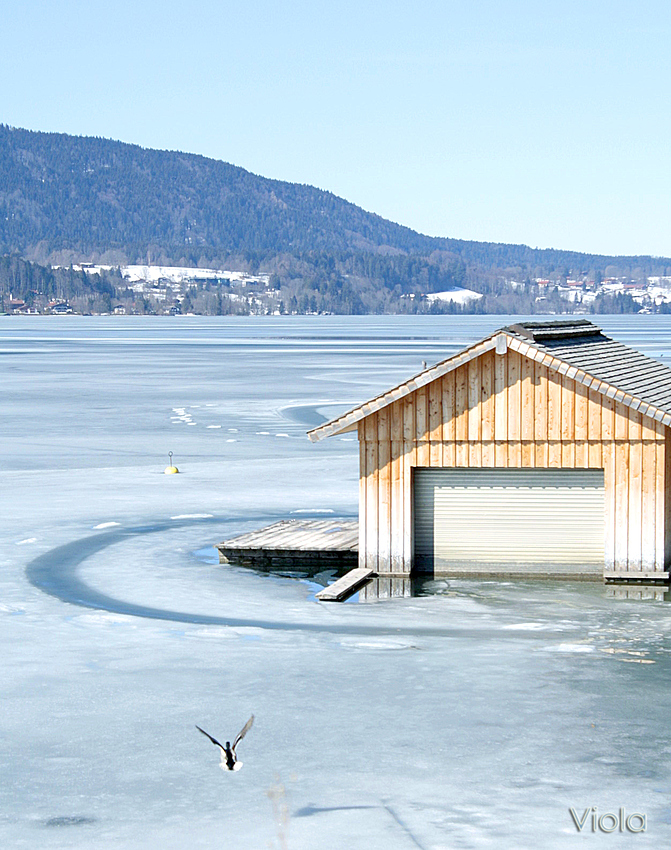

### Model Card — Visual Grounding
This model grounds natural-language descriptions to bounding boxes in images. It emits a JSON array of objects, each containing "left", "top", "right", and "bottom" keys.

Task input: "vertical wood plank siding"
[{"left": 358, "top": 351, "right": 668, "bottom": 576}]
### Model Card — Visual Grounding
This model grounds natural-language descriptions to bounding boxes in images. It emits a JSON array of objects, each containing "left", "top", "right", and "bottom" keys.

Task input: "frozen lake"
[{"left": 2, "top": 314, "right": 671, "bottom": 848}]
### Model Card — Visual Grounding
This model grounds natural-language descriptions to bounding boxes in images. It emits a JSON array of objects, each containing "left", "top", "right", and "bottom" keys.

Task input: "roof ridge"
[{"left": 506, "top": 319, "right": 605, "bottom": 342}]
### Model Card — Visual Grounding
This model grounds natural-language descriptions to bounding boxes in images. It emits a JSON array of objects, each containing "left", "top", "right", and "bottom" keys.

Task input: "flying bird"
[{"left": 196, "top": 715, "right": 254, "bottom": 771}]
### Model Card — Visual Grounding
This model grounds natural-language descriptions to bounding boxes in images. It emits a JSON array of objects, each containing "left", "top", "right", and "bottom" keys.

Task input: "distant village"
[
  {"left": 2, "top": 264, "right": 276, "bottom": 317},
  {"left": 3, "top": 263, "right": 671, "bottom": 316},
  {"left": 512, "top": 274, "right": 671, "bottom": 314}
]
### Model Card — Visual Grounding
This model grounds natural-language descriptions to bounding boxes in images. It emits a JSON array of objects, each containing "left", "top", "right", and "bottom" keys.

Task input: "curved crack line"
[
  {"left": 24, "top": 512, "right": 386, "bottom": 634},
  {"left": 25, "top": 513, "right": 547, "bottom": 640}
]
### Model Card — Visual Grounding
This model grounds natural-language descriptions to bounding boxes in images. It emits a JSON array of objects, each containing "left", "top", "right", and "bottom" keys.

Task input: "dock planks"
[{"left": 217, "top": 519, "right": 359, "bottom": 570}]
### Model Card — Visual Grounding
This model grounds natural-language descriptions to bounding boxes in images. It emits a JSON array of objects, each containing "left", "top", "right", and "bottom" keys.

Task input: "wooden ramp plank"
[{"left": 316, "top": 567, "right": 377, "bottom": 602}]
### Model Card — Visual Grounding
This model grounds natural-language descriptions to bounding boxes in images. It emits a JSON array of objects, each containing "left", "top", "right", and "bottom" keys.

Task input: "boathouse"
[{"left": 308, "top": 320, "right": 671, "bottom": 581}]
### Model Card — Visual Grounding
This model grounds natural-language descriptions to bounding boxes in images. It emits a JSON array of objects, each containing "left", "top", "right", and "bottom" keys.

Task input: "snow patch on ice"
[
  {"left": 503, "top": 623, "right": 548, "bottom": 631},
  {"left": 187, "top": 627, "right": 235, "bottom": 640},
  {"left": 292, "top": 508, "right": 335, "bottom": 514},
  {"left": 170, "top": 514, "right": 214, "bottom": 520},
  {"left": 617, "top": 657, "right": 656, "bottom": 664},
  {"left": 15, "top": 537, "right": 37, "bottom": 545},
  {"left": 75, "top": 612, "right": 134, "bottom": 625},
  {"left": 93, "top": 522, "right": 121, "bottom": 529},
  {"left": 171, "top": 407, "right": 196, "bottom": 425},
  {"left": 338, "top": 638, "right": 420, "bottom": 651},
  {"left": 206, "top": 425, "right": 222, "bottom": 429},
  {"left": 544, "top": 643, "right": 595, "bottom": 653}
]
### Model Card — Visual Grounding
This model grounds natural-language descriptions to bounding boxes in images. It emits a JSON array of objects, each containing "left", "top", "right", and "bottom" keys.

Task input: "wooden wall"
[{"left": 358, "top": 348, "right": 670, "bottom": 577}]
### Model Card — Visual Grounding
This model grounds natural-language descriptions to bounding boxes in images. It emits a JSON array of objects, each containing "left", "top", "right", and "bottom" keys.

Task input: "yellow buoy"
[{"left": 164, "top": 451, "right": 179, "bottom": 474}]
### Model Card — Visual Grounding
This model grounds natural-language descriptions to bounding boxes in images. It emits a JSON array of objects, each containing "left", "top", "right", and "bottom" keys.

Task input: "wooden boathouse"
[{"left": 308, "top": 320, "right": 671, "bottom": 581}]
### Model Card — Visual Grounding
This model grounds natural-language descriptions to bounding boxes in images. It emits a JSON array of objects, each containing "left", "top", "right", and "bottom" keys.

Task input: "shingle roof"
[
  {"left": 307, "top": 320, "right": 671, "bottom": 441},
  {"left": 506, "top": 320, "right": 671, "bottom": 414}
]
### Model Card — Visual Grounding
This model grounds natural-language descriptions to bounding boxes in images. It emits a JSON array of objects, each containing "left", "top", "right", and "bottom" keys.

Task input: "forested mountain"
[{"left": 1, "top": 124, "right": 670, "bottom": 315}]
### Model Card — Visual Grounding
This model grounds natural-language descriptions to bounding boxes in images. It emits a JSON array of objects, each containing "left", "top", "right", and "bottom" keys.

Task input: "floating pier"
[{"left": 217, "top": 519, "right": 359, "bottom": 570}]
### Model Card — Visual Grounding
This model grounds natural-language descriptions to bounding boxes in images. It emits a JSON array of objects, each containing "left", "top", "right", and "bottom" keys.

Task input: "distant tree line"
[
  {"left": 0, "top": 254, "right": 117, "bottom": 313},
  {"left": 0, "top": 253, "right": 648, "bottom": 317}
]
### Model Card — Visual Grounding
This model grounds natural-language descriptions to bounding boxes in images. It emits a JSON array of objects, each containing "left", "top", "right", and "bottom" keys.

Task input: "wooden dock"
[{"left": 217, "top": 519, "right": 359, "bottom": 570}]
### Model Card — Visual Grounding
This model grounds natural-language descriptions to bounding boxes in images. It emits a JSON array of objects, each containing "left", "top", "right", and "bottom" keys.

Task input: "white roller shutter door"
[{"left": 414, "top": 468, "right": 605, "bottom": 575}]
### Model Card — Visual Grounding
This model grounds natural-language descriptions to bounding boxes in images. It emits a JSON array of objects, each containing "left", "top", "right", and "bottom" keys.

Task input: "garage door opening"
[{"left": 413, "top": 468, "right": 605, "bottom": 578}]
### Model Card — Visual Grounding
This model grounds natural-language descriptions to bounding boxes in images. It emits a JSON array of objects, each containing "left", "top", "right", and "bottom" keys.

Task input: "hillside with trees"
[{"left": 1, "top": 125, "right": 670, "bottom": 315}]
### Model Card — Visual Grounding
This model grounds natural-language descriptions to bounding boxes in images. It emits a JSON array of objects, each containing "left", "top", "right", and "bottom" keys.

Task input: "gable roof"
[{"left": 307, "top": 319, "right": 671, "bottom": 442}]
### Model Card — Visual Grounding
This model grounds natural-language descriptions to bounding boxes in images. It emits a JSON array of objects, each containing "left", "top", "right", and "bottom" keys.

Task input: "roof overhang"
[{"left": 308, "top": 332, "right": 502, "bottom": 441}]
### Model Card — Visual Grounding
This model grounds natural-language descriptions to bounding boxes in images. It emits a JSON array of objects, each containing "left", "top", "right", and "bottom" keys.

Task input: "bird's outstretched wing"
[
  {"left": 196, "top": 725, "right": 225, "bottom": 750},
  {"left": 232, "top": 715, "right": 254, "bottom": 751}
]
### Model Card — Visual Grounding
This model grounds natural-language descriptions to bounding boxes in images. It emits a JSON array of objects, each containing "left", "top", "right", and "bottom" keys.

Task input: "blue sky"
[{"left": 3, "top": 1, "right": 671, "bottom": 257}]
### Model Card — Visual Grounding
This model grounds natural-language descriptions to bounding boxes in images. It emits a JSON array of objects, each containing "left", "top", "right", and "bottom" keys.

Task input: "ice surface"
[{"left": 2, "top": 315, "right": 671, "bottom": 848}]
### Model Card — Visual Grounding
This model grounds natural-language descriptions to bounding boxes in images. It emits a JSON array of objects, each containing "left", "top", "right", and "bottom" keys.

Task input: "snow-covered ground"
[
  {"left": 67, "top": 263, "right": 270, "bottom": 286},
  {"left": 425, "top": 288, "right": 484, "bottom": 305},
  {"left": 2, "top": 314, "right": 671, "bottom": 849}
]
